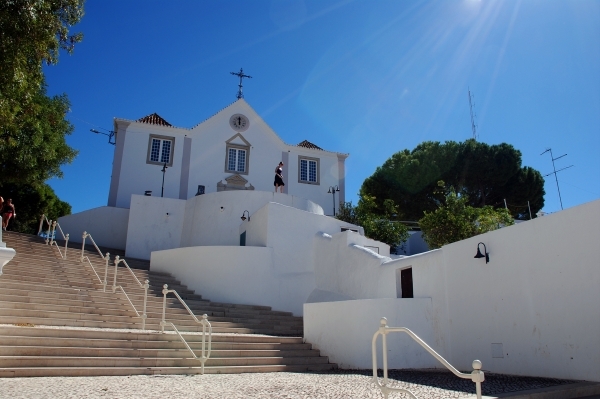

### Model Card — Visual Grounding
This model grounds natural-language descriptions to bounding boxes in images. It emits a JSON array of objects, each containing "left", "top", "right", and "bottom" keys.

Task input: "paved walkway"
[{"left": 1, "top": 369, "right": 581, "bottom": 399}]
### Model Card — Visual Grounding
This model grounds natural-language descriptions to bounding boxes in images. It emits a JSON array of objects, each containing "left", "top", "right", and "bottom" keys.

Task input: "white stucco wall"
[
  {"left": 57, "top": 206, "right": 130, "bottom": 250},
  {"left": 304, "top": 298, "right": 439, "bottom": 369},
  {"left": 150, "top": 246, "right": 314, "bottom": 316},
  {"left": 305, "top": 199, "right": 600, "bottom": 381},
  {"left": 113, "top": 124, "right": 186, "bottom": 209},
  {"left": 149, "top": 200, "right": 363, "bottom": 316},
  {"left": 313, "top": 231, "right": 396, "bottom": 300},
  {"left": 125, "top": 195, "right": 186, "bottom": 260},
  {"left": 179, "top": 191, "right": 324, "bottom": 248},
  {"left": 287, "top": 147, "right": 343, "bottom": 216}
]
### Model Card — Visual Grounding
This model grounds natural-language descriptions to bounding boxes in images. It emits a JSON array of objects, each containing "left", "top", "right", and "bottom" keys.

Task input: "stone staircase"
[{"left": 0, "top": 231, "right": 336, "bottom": 377}]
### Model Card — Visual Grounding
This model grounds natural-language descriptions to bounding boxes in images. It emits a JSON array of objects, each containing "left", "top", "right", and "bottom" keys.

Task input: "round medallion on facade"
[{"left": 229, "top": 114, "right": 249, "bottom": 132}]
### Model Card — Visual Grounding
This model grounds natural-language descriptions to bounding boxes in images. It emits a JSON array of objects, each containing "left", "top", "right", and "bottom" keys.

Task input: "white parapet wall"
[
  {"left": 304, "top": 298, "right": 440, "bottom": 370},
  {"left": 149, "top": 201, "right": 364, "bottom": 316},
  {"left": 304, "top": 199, "right": 600, "bottom": 381},
  {"left": 125, "top": 195, "right": 187, "bottom": 260},
  {"left": 150, "top": 246, "right": 314, "bottom": 316},
  {"left": 57, "top": 206, "right": 130, "bottom": 250}
]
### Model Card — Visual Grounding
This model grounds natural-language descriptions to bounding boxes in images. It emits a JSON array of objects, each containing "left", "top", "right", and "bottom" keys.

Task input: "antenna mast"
[
  {"left": 468, "top": 88, "right": 477, "bottom": 140},
  {"left": 541, "top": 148, "right": 574, "bottom": 210}
]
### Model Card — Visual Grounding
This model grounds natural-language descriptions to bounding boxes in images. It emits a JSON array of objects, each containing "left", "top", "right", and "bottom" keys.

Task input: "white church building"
[
  {"left": 107, "top": 99, "right": 348, "bottom": 213},
  {"left": 57, "top": 98, "right": 599, "bottom": 383}
]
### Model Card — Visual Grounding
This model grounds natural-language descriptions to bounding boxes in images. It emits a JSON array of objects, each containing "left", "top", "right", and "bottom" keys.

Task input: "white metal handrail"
[
  {"left": 112, "top": 256, "right": 149, "bottom": 330},
  {"left": 372, "top": 317, "right": 484, "bottom": 399},
  {"left": 38, "top": 215, "right": 69, "bottom": 259},
  {"left": 161, "top": 284, "right": 212, "bottom": 374},
  {"left": 79, "top": 231, "right": 105, "bottom": 285},
  {"left": 79, "top": 232, "right": 148, "bottom": 330}
]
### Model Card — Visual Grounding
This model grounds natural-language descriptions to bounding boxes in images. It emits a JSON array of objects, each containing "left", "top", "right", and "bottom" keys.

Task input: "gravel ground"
[{"left": 0, "top": 369, "right": 575, "bottom": 399}]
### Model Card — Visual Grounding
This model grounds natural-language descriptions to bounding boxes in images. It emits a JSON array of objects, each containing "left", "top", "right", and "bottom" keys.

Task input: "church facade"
[{"left": 107, "top": 99, "right": 348, "bottom": 215}]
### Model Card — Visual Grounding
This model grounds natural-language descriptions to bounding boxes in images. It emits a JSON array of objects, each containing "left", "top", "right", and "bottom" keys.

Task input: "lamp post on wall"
[
  {"left": 328, "top": 186, "right": 340, "bottom": 216},
  {"left": 160, "top": 162, "right": 168, "bottom": 198}
]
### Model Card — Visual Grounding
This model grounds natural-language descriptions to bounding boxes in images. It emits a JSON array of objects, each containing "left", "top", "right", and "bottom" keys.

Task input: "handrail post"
[
  {"left": 382, "top": 319, "right": 389, "bottom": 385},
  {"left": 50, "top": 221, "right": 57, "bottom": 245},
  {"left": 38, "top": 214, "right": 45, "bottom": 235},
  {"left": 81, "top": 231, "right": 88, "bottom": 262},
  {"left": 161, "top": 284, "right": 168, "bottom": 333},
  {"left": 142, "top": 279, "right": 149, "bottom": 330},
  {"left": 112, "top": 255, "right": 120, "bottom": 293},
  {"left": 472, "top": 360, "right": 484, "bottom": 399},
  {"left": 46, "top": 220, "right": 52, "bottom": 245},
  {"left": 102, "top": 252, "right": 110, "bottom": 292},
  {"left": 64, "top": 234, "right": 69, "bottom": 259}
]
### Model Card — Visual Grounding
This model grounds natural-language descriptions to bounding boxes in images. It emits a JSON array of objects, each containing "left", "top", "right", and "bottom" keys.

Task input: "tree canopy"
[
  {"left": 1, "top": 0, "right": 83, "bottom": 183},
  {"left": 361, "top": 139, "right": 545, "bottom": 221},
  {"left": 0, "top": 0, "right": 84, "bottom": 131},
  {"left": 337, "top": 195, "right": 409, "bottom": 248},
  {"left": 0, "top": 182, "right": 71, "bottom": 234},
  {"left": 419, "top": 184, "right": 514, "bottom": 249}
]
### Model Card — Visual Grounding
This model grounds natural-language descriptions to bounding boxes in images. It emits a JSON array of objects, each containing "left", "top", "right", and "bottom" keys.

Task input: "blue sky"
[{"left": 44, "top": 0, "right": 599, "bottom": 215}]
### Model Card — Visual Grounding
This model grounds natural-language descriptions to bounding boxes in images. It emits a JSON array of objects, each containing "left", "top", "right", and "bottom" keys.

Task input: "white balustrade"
[
  {"left": 38, "top": 214, "right": 69, "bottom": 259},
  {"left": 112, "top": 256, "right": 149, "bottom": 330},
  {"left": 79, "top": 231, "right": 149, "bottom": 330},
  {"left": 161, "top": 284, "right": 212, "bottom": 374},
  {"left": 79, "top": 231, "right": 104, "bottom": 284},
  {"left": 372, "top": 317, "right": 484, "bottom": 399}
]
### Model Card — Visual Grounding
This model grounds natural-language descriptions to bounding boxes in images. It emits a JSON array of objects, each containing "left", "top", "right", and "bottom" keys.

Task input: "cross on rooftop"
[{"left": 230, "top": 68, "right": 252, "bottom": 99}]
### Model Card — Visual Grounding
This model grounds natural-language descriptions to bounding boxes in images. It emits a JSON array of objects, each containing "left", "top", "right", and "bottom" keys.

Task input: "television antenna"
[
  {"left": 90, "top": 128, "right": 116, "bottom": 145},
  {"left": 468, "top": 88, "right": 477, "bottom": 140},
  {"left": 541, "top": 148, "right": 574, "bottom": 210}
]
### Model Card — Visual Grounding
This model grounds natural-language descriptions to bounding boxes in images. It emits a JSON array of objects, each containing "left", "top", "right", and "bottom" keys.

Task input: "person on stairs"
[{"left": 1, "top": 198, "right": 16, "bottom": 231}]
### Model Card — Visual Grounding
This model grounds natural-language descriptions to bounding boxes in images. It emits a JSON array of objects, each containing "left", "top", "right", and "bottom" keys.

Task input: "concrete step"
[
  {"left": 0, "top": 335, "right": 311, "bottom": 351},
  {"left": 0, "top": 316, "right": 298, "bottom": 335},
  {"left": 0, "top": 233, "right": 330, "bottom": 375},
  {"left": 0, "top": 286, "right": 298, "bottom": 324},
  {"left": 0, "top": 345, "right": 321, "bottom": 359},
  {"left": 0, "top": 354, "right": 331, "bottom": 368},
  {"left": 0, "top": 363, "right": 336, "bottom": 377}
]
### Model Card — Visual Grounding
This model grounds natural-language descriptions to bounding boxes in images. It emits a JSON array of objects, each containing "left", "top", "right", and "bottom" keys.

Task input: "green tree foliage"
[
  {"left": 361, "top": 139, "right": 544, "bottom": 220},
  {"left": 419, "top": 185, "right": 514, "bottom": 249},
  {"left": 337, "top": 195, "right": 409, "bottom": 248},
  {"left": 0, "top": 83, "right": 78, "bottom": 183},
  {"left": 0, "top": 0, "right": 83, "bottom": 223},
  {"left": 0, "top": 0, "right": 84, "bottom": 130},
  {"left": 0, "top": 182, "right": 71, "bottom": 234}
]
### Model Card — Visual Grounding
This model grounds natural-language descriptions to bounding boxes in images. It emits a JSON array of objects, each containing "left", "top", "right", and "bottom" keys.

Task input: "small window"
[
  {"left": 298, "top": 156, "right": 320, "bottom": 184},
  {"left": 226, "top": 146, "right": 248, "bottom": 174},
  {"left": 224, "top": 134, "right": 251, "bottom": 175},
  {"left": 147, "top": 135, "right": 175, "bottom": 166}
]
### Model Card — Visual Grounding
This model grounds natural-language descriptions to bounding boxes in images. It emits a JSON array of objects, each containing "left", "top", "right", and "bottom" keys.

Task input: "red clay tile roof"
[
  {"left": 137, "top": 113, "right": 172, "bottom": 126},
  {"left": 297, "top": 140, "right": 322, "bottom": 150}
]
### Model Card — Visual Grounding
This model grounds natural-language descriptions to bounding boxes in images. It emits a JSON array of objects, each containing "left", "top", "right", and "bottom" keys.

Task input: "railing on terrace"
[
  {"left": 80, "top": 231, "right": 149, "bottom": 330},
  {"left": 38, "top": 214, "right": 69, "bottom": 259},
  {"left": 161, "top": 284, "right": 212, "bottom": 374},
  {"left": 372, "top": 317, "right": 484, "bottom": 399}
]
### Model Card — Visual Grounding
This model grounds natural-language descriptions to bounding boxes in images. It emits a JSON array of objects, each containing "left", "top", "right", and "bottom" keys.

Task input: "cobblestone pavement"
[{"left": 0, "top": 369, "right": 575, "bottom": 399}]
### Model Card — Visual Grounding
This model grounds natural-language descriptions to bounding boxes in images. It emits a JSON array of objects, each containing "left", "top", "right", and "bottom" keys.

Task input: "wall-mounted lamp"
[
  {"left": 327, "top": 185, "right": 340, "bottom": 216},
  {"left": 474, "top": 242, "right": 490, "bottom": 263},
  {"left": 241, "top": 210, "right": 250, "bottom": 222}
]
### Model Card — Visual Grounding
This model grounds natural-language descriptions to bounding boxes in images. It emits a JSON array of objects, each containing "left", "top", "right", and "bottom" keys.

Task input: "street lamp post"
[
  {"left": 328, "top": 186, "right": 340, "bottom": 216},
  {"left": 160, "top": 162, "right": 168, "bottom": 198}
]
